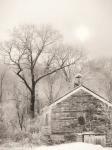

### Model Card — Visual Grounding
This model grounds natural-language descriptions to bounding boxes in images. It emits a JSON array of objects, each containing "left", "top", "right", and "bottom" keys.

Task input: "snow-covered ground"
[{"left": 0, "top": 142, "right": 112, "bottom": 150}]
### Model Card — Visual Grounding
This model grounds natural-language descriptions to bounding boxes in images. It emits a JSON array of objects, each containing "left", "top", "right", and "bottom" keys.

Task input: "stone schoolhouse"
[{"left": 40, "top": 84, "right": 112, "bottom": 146}]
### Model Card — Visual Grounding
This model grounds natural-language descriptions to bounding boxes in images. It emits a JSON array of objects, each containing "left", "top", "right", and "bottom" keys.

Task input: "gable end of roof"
[{"left": 48, "top": 85, "right": 112, "bottom": 109}]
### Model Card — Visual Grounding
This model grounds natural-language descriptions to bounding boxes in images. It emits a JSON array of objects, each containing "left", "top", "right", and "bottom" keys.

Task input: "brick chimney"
[{"left": 74, "top": 74, "right": 82, "bottom": 87}]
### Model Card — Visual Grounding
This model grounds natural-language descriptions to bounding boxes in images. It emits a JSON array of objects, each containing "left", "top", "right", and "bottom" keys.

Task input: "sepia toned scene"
[{"left": 0, "top": 0, "right": 112, "bottom": 150}]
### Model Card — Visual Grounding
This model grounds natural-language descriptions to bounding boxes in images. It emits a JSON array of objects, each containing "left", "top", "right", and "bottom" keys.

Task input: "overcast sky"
[{"left": 0, "top": 0, "right": 112, "bottom": 58}]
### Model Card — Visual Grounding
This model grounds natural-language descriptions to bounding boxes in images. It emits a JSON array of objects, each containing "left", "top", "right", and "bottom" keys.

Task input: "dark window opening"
[{"left": 78, "top": 116, "right": 85, "bottom": 125}]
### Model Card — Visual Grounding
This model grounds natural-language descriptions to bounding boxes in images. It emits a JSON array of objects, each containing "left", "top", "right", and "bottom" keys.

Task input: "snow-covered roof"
[{"left": 42, "top": 84, "right": 112, "bottom": 113}]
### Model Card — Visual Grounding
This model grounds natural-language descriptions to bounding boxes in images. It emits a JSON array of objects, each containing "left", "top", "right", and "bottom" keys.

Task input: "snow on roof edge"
[{"left": 42, "top": 84, "right": 112, "bottom": 113}]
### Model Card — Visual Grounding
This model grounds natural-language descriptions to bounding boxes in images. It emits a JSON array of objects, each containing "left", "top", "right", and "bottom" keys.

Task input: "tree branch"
[
  {"left": 35, "top": 56, "right": 81, "bottom": 84},
  {"left": 16, "top": 68, "right": 31, "bottom": 92}
]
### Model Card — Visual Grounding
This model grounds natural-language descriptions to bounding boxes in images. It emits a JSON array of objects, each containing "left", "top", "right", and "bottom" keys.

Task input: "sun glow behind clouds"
[{"left": 74, "top": 26, "right": 91, "bottom": 42}]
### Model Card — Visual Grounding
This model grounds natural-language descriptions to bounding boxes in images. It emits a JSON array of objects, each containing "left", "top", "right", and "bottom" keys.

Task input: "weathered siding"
[{"left": 50, "top": 89, "right": 112, "bottom": 144}]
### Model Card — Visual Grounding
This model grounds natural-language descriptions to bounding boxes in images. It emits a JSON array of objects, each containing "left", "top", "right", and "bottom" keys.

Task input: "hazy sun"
[{"left": 75, "top": 26, "right": 90, "bottom": 42}]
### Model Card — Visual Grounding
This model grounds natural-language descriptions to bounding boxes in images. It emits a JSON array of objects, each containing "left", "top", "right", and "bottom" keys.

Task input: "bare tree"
[
  {"left": 0, "top": 66, "right": 7, "bottom": 103},
  {"left": 97, "top": 58, "right": 112, "bottom": 101},
  {"left": 1, "top": 25, "right": 81, "bottom": 118},
  {"left": 14, "top": 85, "right": 28, "bottom": 131},
  {"left": 44, "top": 72, "right": 63, "bottom": 105},
  {"left": 0, "top": 72, "right": 5, "bottom": 103},
  {"left": 82, "top": 58, "right": 112, "bottom": 101}
]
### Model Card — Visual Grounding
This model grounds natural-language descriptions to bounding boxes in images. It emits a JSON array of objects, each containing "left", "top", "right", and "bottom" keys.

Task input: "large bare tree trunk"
[{"left": 30, "top": 87, "right": 35, "bottom": 118}]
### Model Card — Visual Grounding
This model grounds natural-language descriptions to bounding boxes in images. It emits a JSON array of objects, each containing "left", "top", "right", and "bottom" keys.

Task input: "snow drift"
[
  {"left": 0, "top": 142, "right": 108, "bottom": 150},
  {"left": 37, "top": 142, "right": 104, "bottom": 150}
]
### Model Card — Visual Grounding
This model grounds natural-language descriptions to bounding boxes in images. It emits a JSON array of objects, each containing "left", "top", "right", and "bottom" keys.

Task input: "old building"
[{"left": 40, "top": 84, "right": 112, "bottom": 146}]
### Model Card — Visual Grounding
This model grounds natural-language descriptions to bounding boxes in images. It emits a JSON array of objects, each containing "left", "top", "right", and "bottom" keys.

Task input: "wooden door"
[{"left": 84, "top": 134, "right": 106, "bottom": 146}]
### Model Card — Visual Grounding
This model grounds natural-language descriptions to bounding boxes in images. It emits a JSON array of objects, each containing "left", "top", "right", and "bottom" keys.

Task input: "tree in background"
[
  {"left": 43, "top": 44, "right": 82, "bottom": 105},
  {"left": 82, "top": 58, "right": 112, "bottom": 101},
  {"left": 0, "top": 66, "right": 7, "bottom": 103},
  {"left": 0, "top": 65, "right": 8, "bottom": 142},
  {"left": 1, "top": 25, "right": 81, "bottom": 118}
]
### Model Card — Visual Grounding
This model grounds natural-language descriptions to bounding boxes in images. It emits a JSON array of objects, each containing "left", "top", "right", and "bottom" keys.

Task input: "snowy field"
[{"left": 0, "top": 142, "right": 112, "bottom": 150}]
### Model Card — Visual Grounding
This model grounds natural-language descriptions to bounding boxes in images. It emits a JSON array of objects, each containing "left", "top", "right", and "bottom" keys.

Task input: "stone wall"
[{"left": 50, "top": 89, "right": 112, "bottom": 144}]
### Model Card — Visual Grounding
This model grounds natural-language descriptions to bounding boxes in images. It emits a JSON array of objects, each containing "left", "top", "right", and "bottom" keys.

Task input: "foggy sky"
[{"left": 0, "top": 0, "right": 112, "bottom": 58}]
